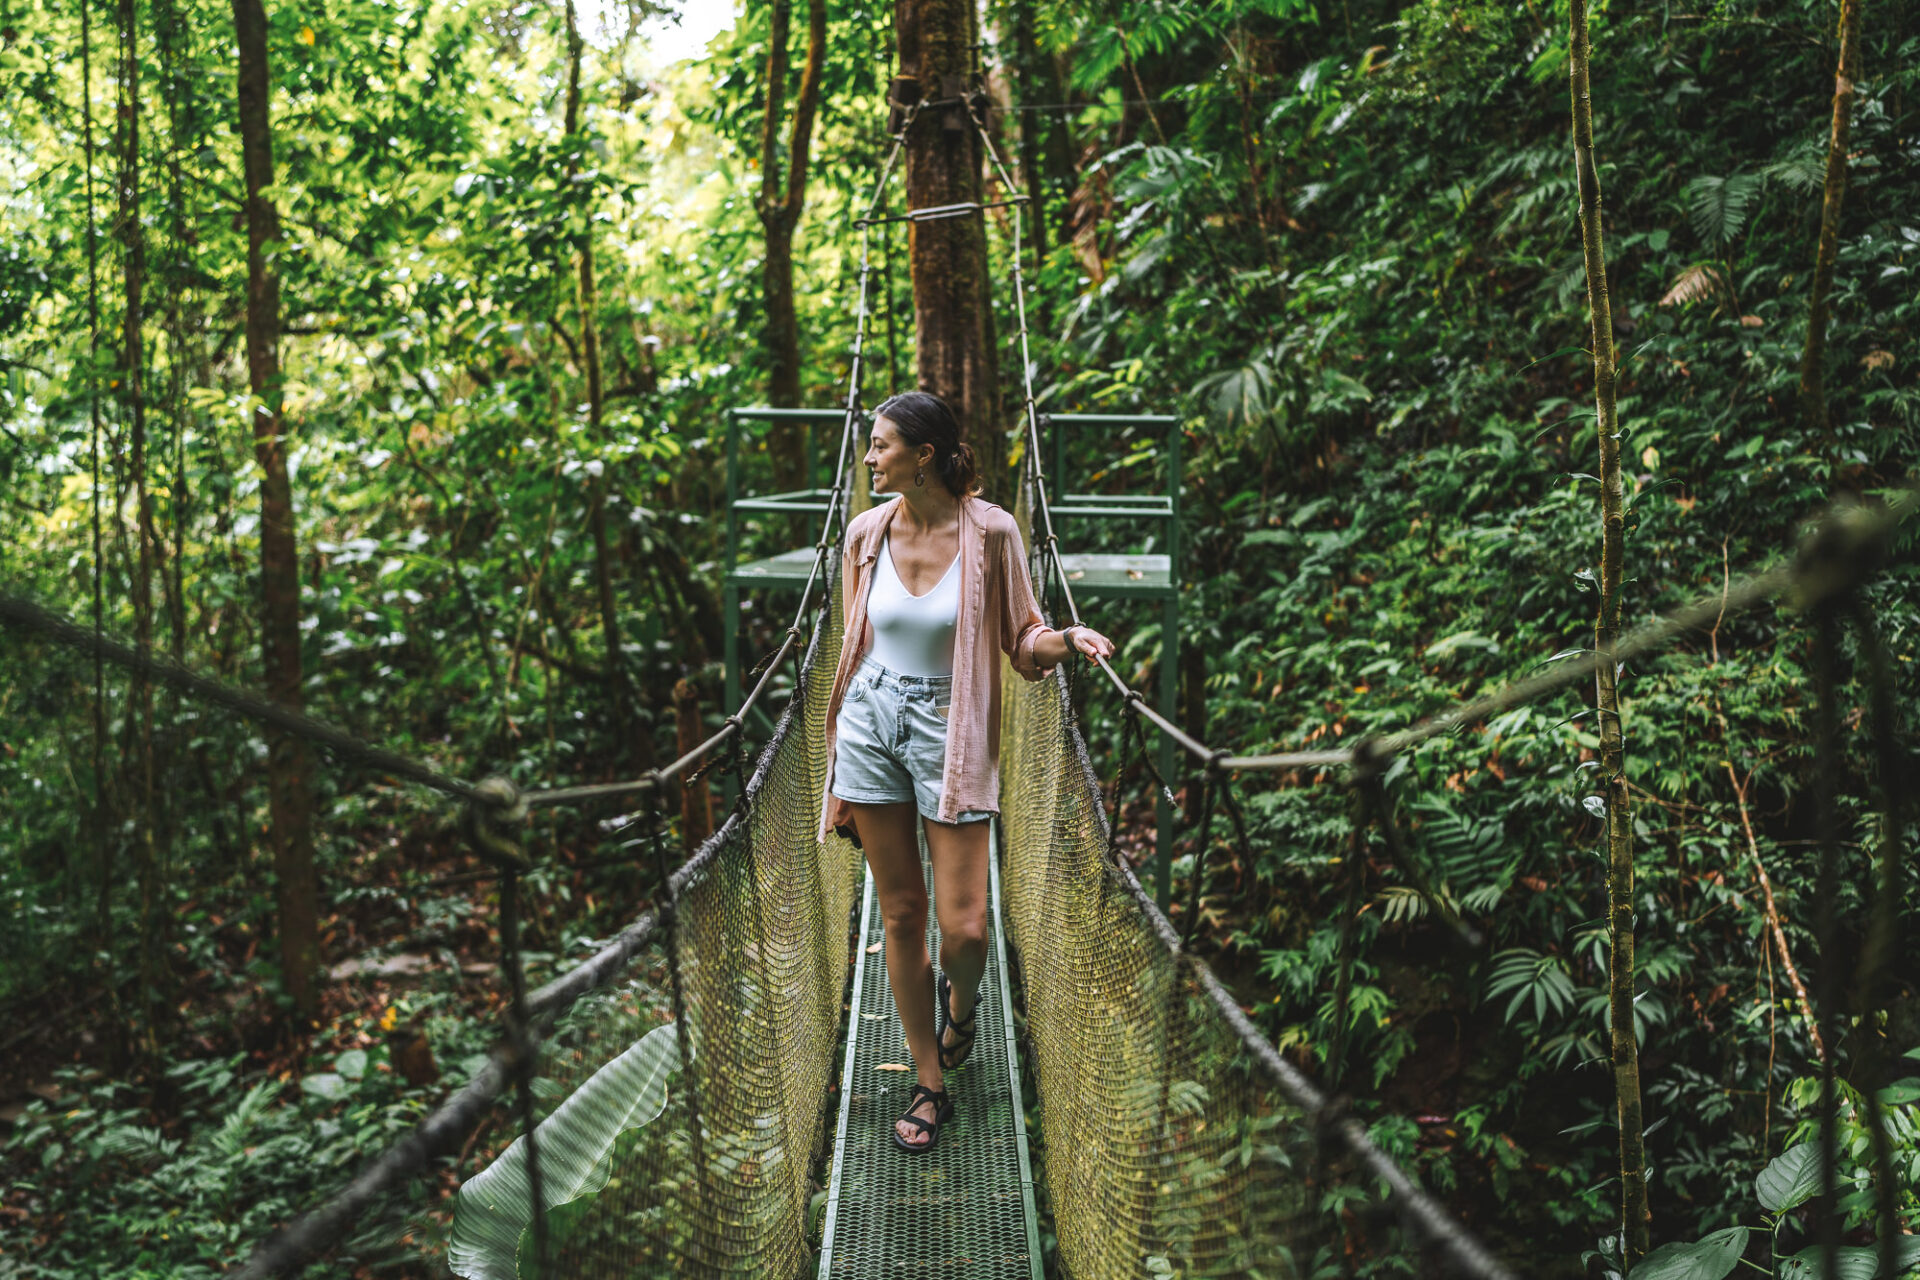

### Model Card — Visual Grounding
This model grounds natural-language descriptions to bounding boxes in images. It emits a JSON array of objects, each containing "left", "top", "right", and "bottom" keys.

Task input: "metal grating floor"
[{"left": 818, "top": 822, "right": 1042, "bottom": 1278}]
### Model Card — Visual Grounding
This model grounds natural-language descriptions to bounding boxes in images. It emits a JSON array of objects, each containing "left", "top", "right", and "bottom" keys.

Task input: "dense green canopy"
[{"left": 0, "top": 0, "right": 1914, "bottom": 1273}]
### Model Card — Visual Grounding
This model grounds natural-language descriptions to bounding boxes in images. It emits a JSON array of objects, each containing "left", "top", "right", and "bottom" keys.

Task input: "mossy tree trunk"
[
  {"left": 1568, "top": 0, "right": 1649, "bottom": 1263},
  {"left": 233, "top": 0, "right": 320, "bottom": 1022},
  {"left": 1797, "top": 0, "right": 1864, "bottom": 437}
]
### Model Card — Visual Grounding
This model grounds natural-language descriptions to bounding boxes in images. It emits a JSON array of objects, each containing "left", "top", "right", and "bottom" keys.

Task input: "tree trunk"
[
  {"left": 898, "top": 0, "right": 1006, "bottom": 504},
  {"left": 80, "top": 0, "right": 120, "bottom": 1054},
  {"left": 562, "top": 0, "right": 638, "bottom": 769},
  {"left": 757, "top": 0, "right": 826, "bottom": 492},
  {"left": 1569, "top": 0, "right": 1648, "bottom": 1264},
  {"left": 233, "top": 0, "right": 320, "bottom": 1022},
  {"left": 117, "top": 0, "right": 165, "bottom": 1049},
  {"left": 1009, "top": 0, "right": 1048, "bottom": 280},
  {"left": 673, "top": 678, "right": 713, "bottom": 854},
  {"left": 1796, "top": 0, "right": 1864, "bottom": 438}
]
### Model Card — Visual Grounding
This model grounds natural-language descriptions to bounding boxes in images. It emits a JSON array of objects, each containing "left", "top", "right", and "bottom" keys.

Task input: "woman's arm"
[
  {"left": 1031, "top": 622, "right": 1116, "bottom": 668},
  {"left": 995, "top": 523, "right": 1117, "bottom": 677}
]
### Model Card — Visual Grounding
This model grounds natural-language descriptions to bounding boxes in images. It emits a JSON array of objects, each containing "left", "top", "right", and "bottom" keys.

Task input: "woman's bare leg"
[
  {"left": 852, "top": 800, "right": 944, "bottom": 1146},
  {"left": 925, "top": 817, "right": 991, "bottom": 1055}
]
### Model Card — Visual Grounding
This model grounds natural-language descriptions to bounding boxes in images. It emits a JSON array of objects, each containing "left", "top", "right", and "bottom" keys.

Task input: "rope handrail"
[{"left": 0, "top": 594, "right": 489, "bottom": 804}]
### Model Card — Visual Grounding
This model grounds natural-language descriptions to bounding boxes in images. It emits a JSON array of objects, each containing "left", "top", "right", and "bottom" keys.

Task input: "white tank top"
[{"left": 867, "top": 536, "right": 960, "bottom": 677}]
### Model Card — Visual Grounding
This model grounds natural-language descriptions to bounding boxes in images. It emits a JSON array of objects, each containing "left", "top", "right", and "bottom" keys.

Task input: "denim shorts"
[{"left": 832, "top": 659, "right": 992, "bottom": 825}]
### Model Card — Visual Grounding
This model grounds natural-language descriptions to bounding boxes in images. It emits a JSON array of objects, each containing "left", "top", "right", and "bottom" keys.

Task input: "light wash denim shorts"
[{"left": 832, "top": 658, "right": 992, "bottom": 825}]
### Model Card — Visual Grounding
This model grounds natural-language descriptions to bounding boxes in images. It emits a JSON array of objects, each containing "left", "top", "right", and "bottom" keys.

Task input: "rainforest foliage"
[{"left": 0, "top": 0, "right": 1916, "bottom": 1273}]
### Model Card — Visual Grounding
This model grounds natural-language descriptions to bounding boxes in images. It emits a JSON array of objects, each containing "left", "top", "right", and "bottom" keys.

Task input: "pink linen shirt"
[{"left": 819, "top": 494, "right": 1055, "bottom": 841}]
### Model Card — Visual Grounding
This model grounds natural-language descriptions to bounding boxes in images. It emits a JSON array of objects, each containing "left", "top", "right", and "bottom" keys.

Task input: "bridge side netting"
[
  {"left": 999, "top": 662, "right": 1326, "bottom": 1277},
  {"left": 999, "top": 654, "right": 1496, "bottom": 1278},
  {"left": 516, "top": 573, "right": 861, "bottom": 1278}
]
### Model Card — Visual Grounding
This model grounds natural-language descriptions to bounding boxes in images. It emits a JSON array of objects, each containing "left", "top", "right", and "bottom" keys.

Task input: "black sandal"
[
  {"left": 937, "top": 972, "right": 979, "bottom": 1071},
  {"left": 891, "top": 1082, "right": 954, "bottom": 1153}
]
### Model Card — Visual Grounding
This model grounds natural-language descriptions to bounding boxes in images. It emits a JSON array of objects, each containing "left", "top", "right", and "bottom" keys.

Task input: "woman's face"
[{"left": 863, "top": 417, "right": 932, "bottom": 494}]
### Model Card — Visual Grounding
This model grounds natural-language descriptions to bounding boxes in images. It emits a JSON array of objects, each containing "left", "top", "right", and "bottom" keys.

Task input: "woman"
[{"left": 818, "top": 391, "right": 1115, "bottom": 1153}]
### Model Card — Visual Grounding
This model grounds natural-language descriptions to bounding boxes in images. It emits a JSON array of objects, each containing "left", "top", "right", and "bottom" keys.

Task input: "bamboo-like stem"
[
  {"left": 1724, "top": 763, "right": 1828, "bottom": 1062},
  {"left": 1848, "top": 601, "right": 1906, "bottom": 1280},
  {"left": 1568, "top": 0, "right": 1649, "bottom": 1262},
  {"left": 1797, "top": 0, "right": 1865, "bottom": 437}
]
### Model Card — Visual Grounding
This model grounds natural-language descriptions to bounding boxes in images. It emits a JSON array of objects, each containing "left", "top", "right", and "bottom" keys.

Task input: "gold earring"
[{"left": 914, "top": 468, "right": 926, "bottom": 488}]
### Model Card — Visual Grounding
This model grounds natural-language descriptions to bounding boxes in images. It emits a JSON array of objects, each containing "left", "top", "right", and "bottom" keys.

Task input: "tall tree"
[
  {"left": 563, "top": 0, "right": 638, "bottom": 768},
  {"left": 1569, "top": 0, "right": 1648, "bottom": 1264},
  {"left": 756, "top": 0, "right": 826, "bottom": 491},
  {"left": 1796, "top": 0, "right": 1865, "bottom": 437},
  {"left": 897, "top": 0, "right": 1005, "bottom": 502},
  {"left": 117, "top": 0, "right": 164, "bottom": 1046},
  {"left": 233, "top": 0, "right": 320, "bottom": 1020}
]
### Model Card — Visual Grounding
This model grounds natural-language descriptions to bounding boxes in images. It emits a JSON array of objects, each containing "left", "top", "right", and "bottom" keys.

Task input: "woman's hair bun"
[{"left": 873, "top": 392, "right": 981, "bottom": 496}]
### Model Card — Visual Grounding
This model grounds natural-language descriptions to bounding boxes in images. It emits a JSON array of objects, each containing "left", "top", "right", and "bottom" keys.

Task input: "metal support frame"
[{"left": 724, "top": 407, "right": 880, "bottom": 803}]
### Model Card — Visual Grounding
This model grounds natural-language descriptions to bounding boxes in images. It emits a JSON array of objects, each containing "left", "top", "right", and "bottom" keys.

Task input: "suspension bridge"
[{"left": 2, "top": 73, "right": 1911, "bottom": 1280}]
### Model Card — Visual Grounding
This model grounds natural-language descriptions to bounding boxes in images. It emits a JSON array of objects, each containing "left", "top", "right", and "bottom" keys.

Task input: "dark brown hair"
[{"left": 873, "top": 391, "right": 979, "bottom": 497}]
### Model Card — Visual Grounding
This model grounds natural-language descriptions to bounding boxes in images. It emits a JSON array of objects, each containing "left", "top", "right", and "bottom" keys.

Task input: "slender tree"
[
  {"left": 1568, "top": 0, "right": 1648, "bottom": 1263},
  {"left": 233, "top": 0, "right": 320, "bottom": 1020},
  {"left": 756, "top": 0, "right": 826, "bottom": 491},
  {"left": 897, "top": 0, "right": 1005, "bottom": 502},
  {"left": 1797, "top": 0, "right": 1865, "bottom": 437},
  {"left": 1008, "top": 0, "right": 1049, "bottom": 280},
  {"left": 562, "top": 0, "right": 638, "bottom": 767},
  {"left": 115, "top": 0, "right": 165, "bottom": 1047},
  {"left": 80, "top": 0, "right": 120, "bottom": 1047}
]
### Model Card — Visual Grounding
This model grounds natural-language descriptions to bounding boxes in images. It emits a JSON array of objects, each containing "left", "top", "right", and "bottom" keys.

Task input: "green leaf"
[
  {"left": 1627, "top": 1227, "right": 1749, "bottom": 1280},
  {"left": 1776, "top": 1245, "right": 1879, "bottom": 1280},
  {"left": 300, "top": 1073, "right": 348, "bottom": 1101},
  {"left": 1875, "top": 1077, "right": 1920, "bottom": 1106},
  {"left": 334, "top": 1049, "right": 369, "bottom": 1081},
  {"left": 448, "top": 1024, "right": 679, "bottom": 1280},
  {"left": 1755, "top": 1143, "right": 1822, "bottom": 1212}
]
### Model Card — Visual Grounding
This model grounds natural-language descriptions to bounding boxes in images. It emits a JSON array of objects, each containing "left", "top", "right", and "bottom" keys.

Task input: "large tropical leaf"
[
  {"left": 448, "top": 1023, "right": 679, "bottom": 1280},
  {"left": 1754, "top": 1141, "right": 1823, "bottom": 1213},
  {"left": 1775, "top": 1238, "right": 1920, "bottom": 1280},
  {"left": 1627, "top": 1228, "right": 1749, "bottom": 1280}
]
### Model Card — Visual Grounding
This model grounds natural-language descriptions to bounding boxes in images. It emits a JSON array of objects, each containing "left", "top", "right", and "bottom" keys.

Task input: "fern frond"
[
  {"left": 1685, "top": 172, "right": 1761, "bottom": 246},
  {"left": 1659, "top": 263, "right": 1728, "bottom": 308}
]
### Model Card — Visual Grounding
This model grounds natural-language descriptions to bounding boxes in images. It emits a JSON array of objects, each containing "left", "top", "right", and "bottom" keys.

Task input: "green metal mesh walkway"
[{"left": 818, "top": 832, "right": 1042, "bottom": 1278}]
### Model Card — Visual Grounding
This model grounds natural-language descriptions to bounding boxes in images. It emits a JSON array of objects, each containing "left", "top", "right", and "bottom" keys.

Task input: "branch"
[{"left": 1725, "top": 762, "right": 1829, "bottom": 1062}]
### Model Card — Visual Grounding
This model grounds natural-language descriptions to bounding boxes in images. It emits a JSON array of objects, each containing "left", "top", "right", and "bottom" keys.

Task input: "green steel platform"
[{"left": 818, "top": 824, "right": 1042, "bottom": 1279}]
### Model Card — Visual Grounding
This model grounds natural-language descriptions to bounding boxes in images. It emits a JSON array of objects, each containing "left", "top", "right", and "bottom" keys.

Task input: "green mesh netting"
[
  {"left": 494, "top": 570, "right": 863, "bottom": 1278},
  {"left": 999, "top": 657, "right": 1326, "bottom": 1278}
]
